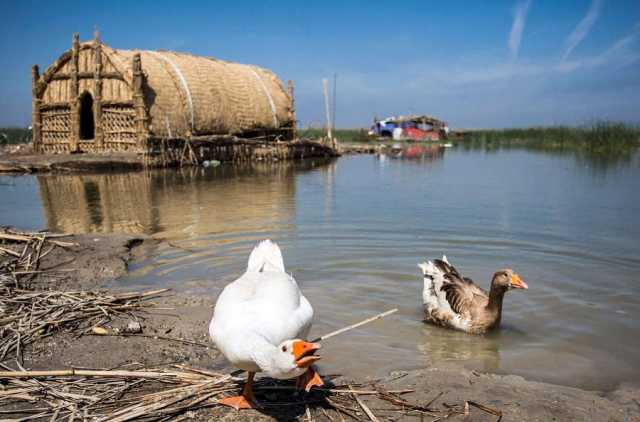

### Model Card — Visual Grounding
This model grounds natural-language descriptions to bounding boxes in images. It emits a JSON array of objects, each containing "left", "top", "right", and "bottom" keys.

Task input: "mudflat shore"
[
  {"left": 0, "top": 151, "right": 146, "bottom": 173},
  {"left": 1, "top": 232, "right": 638, "bottom": 421}
]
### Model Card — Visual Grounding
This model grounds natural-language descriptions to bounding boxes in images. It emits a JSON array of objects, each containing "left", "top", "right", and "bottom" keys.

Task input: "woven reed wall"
[
  {"left": 42, "top": 46, "right": 131, "bottom": 104},
  {"left": 40, "top": 107, "right": 72, "bottom": 152}
]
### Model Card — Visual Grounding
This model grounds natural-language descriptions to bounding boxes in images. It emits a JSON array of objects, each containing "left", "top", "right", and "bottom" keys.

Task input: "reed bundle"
[
  {"left": 0, "top": 365, "right": 501, "bottom": 421},
  {"left": 0, "top": 365, "right": 230, "bottom": 421}
]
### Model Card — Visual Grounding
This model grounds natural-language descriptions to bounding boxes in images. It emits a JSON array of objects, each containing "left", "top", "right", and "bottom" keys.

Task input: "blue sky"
[{"left": 1, "top": 0, "right": 639, "bottom": 129}]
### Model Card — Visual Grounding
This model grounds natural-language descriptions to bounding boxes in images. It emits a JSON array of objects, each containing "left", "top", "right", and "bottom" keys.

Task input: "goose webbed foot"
[
  {"left": 218, "top": 394, "right": 261, "bottom": 410},
  {"left": 296, "top": 366, "right": 324, "bottom": 392},
  {"left": 219, "top": 371, "right": 262, "bottom": 410}
]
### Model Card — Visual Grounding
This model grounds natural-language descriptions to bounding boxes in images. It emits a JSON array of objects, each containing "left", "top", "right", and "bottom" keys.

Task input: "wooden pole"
[
  {"left": 322, "top": 78, "right": 332, "bottom": 142},
  {"left": 70, "top": 33, "right": 80, "bottom": 152},
  {"left": 332, "top": 73, "right": 338, "bottom": 149},
  {"left": 31, "top": 65, "right": 42, "bottom": 153},
  {"left": 287, "top": 80, "right": 296, "bottom": 140},
  {"left": 132, "top": 53, "right": 147, "bottom": 152},
  {"left": 0, "top": 369, "right": 196, "bottom": 379},
  {"left": 94, "top": 34, "right": 104, "bottom": 148},
  {"left": 332, "top": 73, "right": 337, "bottom": 135}
]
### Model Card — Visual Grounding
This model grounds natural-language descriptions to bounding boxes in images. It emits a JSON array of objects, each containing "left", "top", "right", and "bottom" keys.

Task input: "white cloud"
[
  {"left": 562, "top": 0, "right": 603, "bottom": 61},
  {"left": 296, "top": 19, "right": 640, "bottom": 127},
  {"left": 559, "top": 21, "right": 640, "bottom": 72},
  {"left": 509, "top": 0, "right": 532, "bottom": 61}
]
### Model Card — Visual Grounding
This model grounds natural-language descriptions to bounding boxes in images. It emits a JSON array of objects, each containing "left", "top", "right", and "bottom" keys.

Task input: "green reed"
[
  {"left": 459, "top": 122, "right": 640, "bottom": 152},
  {"left": 0, "top": 127, "right": 32, "bottom": 145},
  {"left": 457, "top": 121, "right": 640, "bottom": 172}
]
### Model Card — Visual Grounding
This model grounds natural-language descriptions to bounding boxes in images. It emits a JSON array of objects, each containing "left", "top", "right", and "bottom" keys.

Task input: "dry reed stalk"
[
  {"left": 349, "top": 385, "right": 379, "bottom": 422},
  {"left": 0, "top": 365, "right": 489, "bottom": 421},
  {"left": 466, "top": 401, "right": 503, "bottom": 421},
  {"left": 0, "top": 288, "right": 169, "bottom": 363},
  {"left": 0, "top": 233, "right": 76, "bottom": 248},
  {"left": 310, "top": 308, "right": 398, "bottom": 343},
  {"left": 1, "top": 228, "right": 78, "bottom": 290}
]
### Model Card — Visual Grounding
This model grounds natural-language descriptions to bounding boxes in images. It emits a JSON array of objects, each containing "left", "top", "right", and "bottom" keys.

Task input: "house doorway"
[{"left": 79, "top": 92, "right": 95, "bottom": 140}]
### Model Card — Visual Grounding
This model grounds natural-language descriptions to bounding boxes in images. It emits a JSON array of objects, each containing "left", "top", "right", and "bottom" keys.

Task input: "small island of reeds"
[{"left": 459, "top": 121, "right": 640, "bottom": 154}]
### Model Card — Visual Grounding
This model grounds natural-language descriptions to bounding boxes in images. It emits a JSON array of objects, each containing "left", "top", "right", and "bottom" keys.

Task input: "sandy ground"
[{"left": 3, "top": 234, "right": 639, "bottom": 421}]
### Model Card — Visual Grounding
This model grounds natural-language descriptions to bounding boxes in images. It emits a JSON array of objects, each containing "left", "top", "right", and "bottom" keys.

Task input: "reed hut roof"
[
  {"left": 39, "top": 40, "right": 294, "bottom": 139},
  {"left": 106, "top": 45, "right": 293, "bottom": 137}
]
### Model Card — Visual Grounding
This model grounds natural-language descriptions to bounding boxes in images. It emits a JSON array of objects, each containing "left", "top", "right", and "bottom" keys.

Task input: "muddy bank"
[
  {"left": 338, "top": 142, "right": 382, "bottom": 154},
  {"left": 0, "top": 152, "right": 145, "bottom": 173},
  {"left": 0, "top": 231, "right": 219, "bottom": 371},
  {"left": 0, "top": 139, "right": 339, "bottom": 174},
  {"left": 2, "top": 233, "right": 639, "bottom": 421},
  {"left": 0, "top": 231, "right": 147, "bottom": 291}
]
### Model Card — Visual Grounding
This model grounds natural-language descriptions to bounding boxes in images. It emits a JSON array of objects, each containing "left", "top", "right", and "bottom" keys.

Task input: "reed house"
[{"left": 30, "top": 33, "right": 315, "bottom": 163}]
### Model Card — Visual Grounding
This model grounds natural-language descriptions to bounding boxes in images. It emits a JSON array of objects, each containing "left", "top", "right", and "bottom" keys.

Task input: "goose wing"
[{"left": 433, "top": 259, "right": 488, "bottom": 314}]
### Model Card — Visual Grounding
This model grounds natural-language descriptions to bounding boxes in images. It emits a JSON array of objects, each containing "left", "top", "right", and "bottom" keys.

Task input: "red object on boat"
[{"left": 403, "top": 127, "right": 441, "bottom": 141}]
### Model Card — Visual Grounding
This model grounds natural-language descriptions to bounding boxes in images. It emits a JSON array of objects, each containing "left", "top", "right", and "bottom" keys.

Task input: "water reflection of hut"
[
  {"left": 37, "top": 161, "right": 330, "bottom": 237},
  {"left": 31, "top": 32, "right": 313, "bottom": 163},
  {"left": 39, "top": 173, "right": 154, "bottom": 234}
]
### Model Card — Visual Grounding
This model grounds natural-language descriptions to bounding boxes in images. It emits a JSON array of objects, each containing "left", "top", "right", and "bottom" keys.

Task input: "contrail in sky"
[
  {"left": 562, "top": 0, "right": 603, "bottom": 61},
  {"left": 509, "top": 0, "right": 532, "bottom": 61}
]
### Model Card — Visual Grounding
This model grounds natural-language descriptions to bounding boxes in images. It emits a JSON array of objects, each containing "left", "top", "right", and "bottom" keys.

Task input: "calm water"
[{"left": 1, "top": 148, "right": 639, "bottom": 391}]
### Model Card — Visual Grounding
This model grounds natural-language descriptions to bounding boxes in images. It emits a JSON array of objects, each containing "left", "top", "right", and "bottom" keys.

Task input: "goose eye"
[{"left": 282, "top": 345, "right": 287, "bottom": 352}]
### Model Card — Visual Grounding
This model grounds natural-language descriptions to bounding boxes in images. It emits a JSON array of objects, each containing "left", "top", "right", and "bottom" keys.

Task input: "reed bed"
[
  {"left": 0, "top": 127, "right": 32, "bottom": 145},
  {"left": 0, "top": 288, "right": 168, "bottom": 364},
  {"left": 299, "top": 122, "right": 640, "bottom": 154},
  {"left": 0, "top": 365, "right": 501, "bottom": 421},
  {"left": 0, "top": 227, "right": 77, "bottom": 290},
  {"left": 0, "top": 365, "right": 233, "bottom": 421},
  {"left": 459, "top": 121, "right": 640, "bottom": 154},
  {"left": 0, "top": 227, "right": 171, "bottom": 365}
]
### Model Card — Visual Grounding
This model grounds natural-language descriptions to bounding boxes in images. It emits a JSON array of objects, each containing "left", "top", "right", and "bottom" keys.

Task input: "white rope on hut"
[
  {"left": 147, "top": 51, "right": 196, "bottom": 133},
  {"left": 249, "top": 68, "right": 279, "bottom": 128}
]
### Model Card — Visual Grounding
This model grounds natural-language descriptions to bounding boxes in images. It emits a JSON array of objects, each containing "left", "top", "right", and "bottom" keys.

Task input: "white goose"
[{"left": 209, "top": 240, "right": 323, "bottom": 410}]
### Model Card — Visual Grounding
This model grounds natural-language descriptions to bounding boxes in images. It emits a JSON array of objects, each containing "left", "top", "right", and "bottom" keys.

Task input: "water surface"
[{"left": 1, "top": 149, "right": 639, "bottom": 391}]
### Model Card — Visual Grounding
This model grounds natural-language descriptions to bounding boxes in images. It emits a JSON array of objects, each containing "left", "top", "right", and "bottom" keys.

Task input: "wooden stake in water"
[
  {"left": 322, "top": 78, "right": 332, "bottom": 141},
  {"left": 310, "top": 308, "right": 398, "bottom": 343}
]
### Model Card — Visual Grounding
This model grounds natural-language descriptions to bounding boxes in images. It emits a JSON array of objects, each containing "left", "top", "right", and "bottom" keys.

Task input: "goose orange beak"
[
  {"left": 293, "top": 341, "right": 322, "bottom": 368},
  {"left": 511, "top": 273, "right": 528, "bottom": 289}
]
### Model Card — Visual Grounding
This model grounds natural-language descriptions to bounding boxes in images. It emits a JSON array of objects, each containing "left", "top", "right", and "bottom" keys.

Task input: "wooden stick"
[
  {"left": 349, "top": 384, "right": 380, "bottom": 422},
  {"left": 467, "top": 401, "right": 502, "bottom": 418},
  {"left": 322, "top": 78, "right": 332, "bottom": 141},
  {"left": 310, "top": 308, "right": 398, "bottom": 343},
  {"left": 0, "top": 233, "right": 76, "bottom": 248},
  {"left": 113, "top": 288, "right": 170, "bottom": 300},
  {"left": 0, "top": 246, "right": 21, "bottom": 257},
  {"left": 0, "top": 369, "right": 196, "bottom": 379},
  {"left": 254, "top": 385, "right": 414, "bottom": 395}
]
